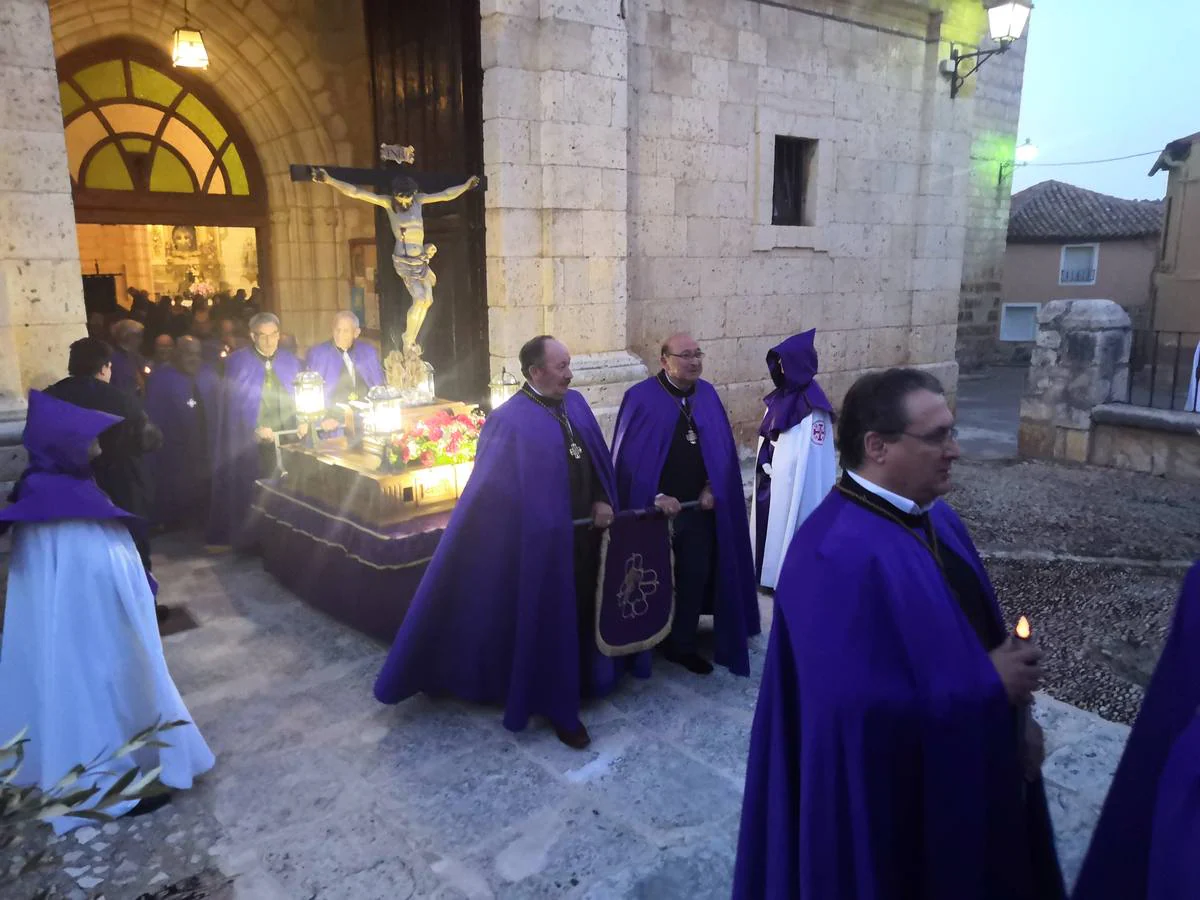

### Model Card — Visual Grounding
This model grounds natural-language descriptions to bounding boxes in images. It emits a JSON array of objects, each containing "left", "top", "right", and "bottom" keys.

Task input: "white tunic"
[
  {"left": 752, "top": 409, "right": 838, "bottom": 590},
  {"left": 0, "top": 521, "right": 214, "bottom": 833}
]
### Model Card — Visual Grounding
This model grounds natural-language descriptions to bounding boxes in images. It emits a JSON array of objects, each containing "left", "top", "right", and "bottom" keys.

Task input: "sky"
[{"left": 1010, "top": 0, "right": 1200, "bottom": 201}]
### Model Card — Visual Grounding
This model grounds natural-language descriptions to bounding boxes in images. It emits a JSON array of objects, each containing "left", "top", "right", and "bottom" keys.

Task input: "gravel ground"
[
  {"left": 948, "top": 458, "right": 1200, "bottom": 725},
  {"left": 950, "top": 458, "right": 1200, "bottom": 561}
]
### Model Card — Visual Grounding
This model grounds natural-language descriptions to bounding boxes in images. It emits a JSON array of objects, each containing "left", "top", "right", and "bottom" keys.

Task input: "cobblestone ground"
[
  {"left": 6, "top": 453, "right": 1197, "bottom": 897},
  {"left": 951, "top": 458, "right": 1200, "bottom": 725}
]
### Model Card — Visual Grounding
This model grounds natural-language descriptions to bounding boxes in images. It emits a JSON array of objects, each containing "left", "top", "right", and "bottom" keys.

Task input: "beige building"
[
  {"left": 1150, "top": 131, "right": 1200, "bottom": 334},
  {"left": 1, "top": 0, "right": 1027, "bottom": 468},
  {"left": 998, "top": 180, "right": 1163, "bottom": 362}
]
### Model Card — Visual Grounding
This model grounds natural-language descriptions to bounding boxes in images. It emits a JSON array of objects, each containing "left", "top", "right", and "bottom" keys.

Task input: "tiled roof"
[{"left": 1007, "top": 180, "right": 1165, "bottom": 243}]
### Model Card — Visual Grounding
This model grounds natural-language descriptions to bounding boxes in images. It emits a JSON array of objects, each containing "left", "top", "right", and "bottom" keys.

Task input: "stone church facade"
[{"left": 1, "top": 0, "right": 1024, "bottom": 464}]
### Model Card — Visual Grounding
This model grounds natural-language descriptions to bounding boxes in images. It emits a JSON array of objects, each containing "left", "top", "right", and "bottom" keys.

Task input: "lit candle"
[
  {"left": 143, "top": 366, "right": 151, "bottom": 375},
  {"left": 1015, "top": 616, "right": 1031, "bottom": 641}
]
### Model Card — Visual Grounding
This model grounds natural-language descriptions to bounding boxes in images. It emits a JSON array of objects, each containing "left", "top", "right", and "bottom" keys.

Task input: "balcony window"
[{"left": 1060, "top": 244, "right": 1098, "bottom": 286}]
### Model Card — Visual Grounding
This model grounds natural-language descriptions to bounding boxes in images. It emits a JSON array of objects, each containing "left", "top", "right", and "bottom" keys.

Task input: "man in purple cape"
[
  {"left": 733, "top": 368, "right": 1064, "bottom": 900},
  {"left": 304, "top": 311, "right": 385, "bottom": 409},
  {"left": 145, "top": 336, "right": 220, "bottom": 529},
  {"left": 1073, "top": 563, "right": 1200, "bottom": 900},
  {"left": 207, "top": 312, "right": 301, "bottom": 547},
  {"left": 751, "top": 329, "right": 837, "bottom": 590},
  {"left": 611, "top": 333, "right": 760, "bottom": 676},
  {"left": 375, "top": 336, "right": 648, "bottom": 749}
]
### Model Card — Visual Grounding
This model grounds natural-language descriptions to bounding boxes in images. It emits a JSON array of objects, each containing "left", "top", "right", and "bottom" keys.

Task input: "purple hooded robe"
[
  {"left": 144, "top": 363, "right": 221, "bottom": 527},
  {"left": 611, "top": 375, "right": 761, "bottom": 675},
  {"left": 754, "top": 330, "right": 834, "bottom": 581},
  {"left": 1073, "top": 562, "right": 1200, "bottom": 900},
  {"left": 733, "top": 490, "right": 1063, "bottom": 900},
  {"left": 304, "top": 340, "right": 386, "bottom": 406},
  {"left": 206, "top": 346, "right": 301, "bottom": 546},
  {"left": 1, "top": 390, "right": 135, "bottom": 532},
  {"left": 374, "top": 390, "right": 647, "bottom": 733}
]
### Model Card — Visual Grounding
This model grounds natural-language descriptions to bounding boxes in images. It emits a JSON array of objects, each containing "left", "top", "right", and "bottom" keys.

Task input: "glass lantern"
[
  {"left": 489, "top": 367, "right": 520, "bottom": 410},
  {"left": 293, "top": 371, "right": 327, "bottom": 419},
  {"left": 986, "top": 0, "right": 1032, "bottom": 44},
  {"left": 417, "top": 361, "right": 436, "bottom": 404},
  {"left": 364, "top": 385, "right": 404, "bottom": 456}
]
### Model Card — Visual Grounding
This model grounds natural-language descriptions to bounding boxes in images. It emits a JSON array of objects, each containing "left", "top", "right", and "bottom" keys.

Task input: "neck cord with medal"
[
  {"left": 657, "top": 374, "right": 700, "bottom": 445},
  {"left": 522, "top": 385, "right": 584, "bottom": 460},
  {"left": 835, "top": 483, "right": 945, "bottom": 574}
]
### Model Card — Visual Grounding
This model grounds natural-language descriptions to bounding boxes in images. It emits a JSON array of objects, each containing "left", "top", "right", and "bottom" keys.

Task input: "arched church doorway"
[{"left": 57, "top": 37, "right": 270, "bottom": 318}]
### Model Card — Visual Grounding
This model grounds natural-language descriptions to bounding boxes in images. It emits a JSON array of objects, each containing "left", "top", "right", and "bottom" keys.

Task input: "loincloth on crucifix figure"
[{"left": 307, "top": 142, "right": 479, "bottom": 395}]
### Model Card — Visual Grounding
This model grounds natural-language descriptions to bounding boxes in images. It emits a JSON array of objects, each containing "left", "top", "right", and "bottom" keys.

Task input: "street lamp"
[
  {"left": 999, "top": 138, "right": 1038, "bottom": 186},
  {"left": 940, "top": 0, "right": 1033, "bottom": 99}
]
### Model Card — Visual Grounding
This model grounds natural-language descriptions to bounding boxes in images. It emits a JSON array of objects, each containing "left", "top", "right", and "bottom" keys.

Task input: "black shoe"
[
  {"left": 661, "top": 646, "right": 714, "bottom": 675},
  {"left": 127, "top": 792, "right": 172, "bottom": 818},
  {"left": 554, "top": 722, "right": 592, "bottom": 750}
]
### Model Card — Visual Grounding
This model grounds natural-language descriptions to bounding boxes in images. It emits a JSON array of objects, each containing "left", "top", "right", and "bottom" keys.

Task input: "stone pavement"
[
  {"left": 955, "top": 365, "right": 1027, "bottom": 460},
  {"left": 7, "top": 534, "right": 1127, "bottom": 899}
]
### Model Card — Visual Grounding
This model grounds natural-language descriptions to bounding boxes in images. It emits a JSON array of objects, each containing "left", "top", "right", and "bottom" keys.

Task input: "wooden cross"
[{"left": 288, "top": 144, "right": 486, "bottom": 194}]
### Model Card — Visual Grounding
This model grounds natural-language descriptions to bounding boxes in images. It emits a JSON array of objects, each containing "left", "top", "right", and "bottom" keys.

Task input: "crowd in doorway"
[{"left": 85, "top": 285, "right": 300, "bottom": 390}]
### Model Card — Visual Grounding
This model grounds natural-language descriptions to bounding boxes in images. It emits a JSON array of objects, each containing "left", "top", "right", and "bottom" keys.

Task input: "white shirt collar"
[
  {"left": 527, "top": 382, "right": 545, "bottom": 398},
  {"left": 846, "top": 470, "right": 933, "bottom": 515}
]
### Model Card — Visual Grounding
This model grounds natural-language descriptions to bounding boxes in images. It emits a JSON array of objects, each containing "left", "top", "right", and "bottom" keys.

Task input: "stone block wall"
[
  {"left": 955, "top": 30, "right": 1026, "bottom": 370},
  {"left": 623, "top": 0, "right": 983, "bottom": 438},
  {"left": 481, "top": 0, "right": 648, "bottom": 423},
  {"left": 1019, "top": 299, "right": 1131, "bottom": 463},
  {"left": 1, "top": 0, "right": 89, "bottom": 481},
  {"left": 1090, "top": 405, "right": 1200, "bottom": 482}
]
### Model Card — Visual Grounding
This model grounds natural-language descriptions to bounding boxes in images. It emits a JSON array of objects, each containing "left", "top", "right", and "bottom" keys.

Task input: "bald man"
[
  {"left": 304, "top": 311, "right": 385, "bottom": 409},
  {"left": 611, "top": 334, "right": 760, "bottom": 676}
]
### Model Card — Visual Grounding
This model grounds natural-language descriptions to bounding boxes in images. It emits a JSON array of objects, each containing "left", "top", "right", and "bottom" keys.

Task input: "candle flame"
[
  {"left": 143, "top": 366, "right": 151, "bottom": 375},
  {"left": 1015, "top": 616, "right": 1031, "bottom": 640}
]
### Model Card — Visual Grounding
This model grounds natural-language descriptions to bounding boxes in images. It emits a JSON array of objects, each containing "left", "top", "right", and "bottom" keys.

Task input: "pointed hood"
[
  {"left": 23, "top": 389, "right": 123, "bottom": 476},
  {"left": 0, "top": 390, "right": 135, "bottom": 529},
  {"left": 759, "top": 329, "right": 834, "bottom": 439}
]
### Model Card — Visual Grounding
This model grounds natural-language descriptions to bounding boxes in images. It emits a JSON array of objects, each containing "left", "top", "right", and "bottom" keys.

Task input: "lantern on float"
[
  {"left": 292, "top": 370, "right": 326, "bottom": 447},
  {"left": 489, "top": 367, "right": 520, "bottom": 410},
  {"left": 364, "top": 385, "right": 404, "bottom": 456},
  {"left": 417, "top": 362, "right": 436, "bottom": 404}
]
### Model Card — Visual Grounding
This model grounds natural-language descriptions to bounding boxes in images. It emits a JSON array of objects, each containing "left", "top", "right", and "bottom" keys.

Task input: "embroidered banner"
[{"left": 595, "top": 515, "right": 674, "bottom": 656}]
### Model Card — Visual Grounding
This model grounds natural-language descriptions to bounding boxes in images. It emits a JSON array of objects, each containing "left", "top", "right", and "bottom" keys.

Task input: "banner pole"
[{"left": 571, "top": 500, "right": 701, "bottom": 528}]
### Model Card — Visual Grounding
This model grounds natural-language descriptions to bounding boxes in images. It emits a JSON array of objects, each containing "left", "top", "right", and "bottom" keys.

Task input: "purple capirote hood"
[
  {"left": 22, "top": 389, "right": 123, "bottom": 475},
  {"left": 0, "top": 390, "right": 135, "bottom": 530}
]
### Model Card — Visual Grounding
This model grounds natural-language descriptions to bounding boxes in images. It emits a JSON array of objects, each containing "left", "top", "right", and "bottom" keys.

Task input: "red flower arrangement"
[{"left": 384, "top": 408, "right": 485, "bottom": 470}]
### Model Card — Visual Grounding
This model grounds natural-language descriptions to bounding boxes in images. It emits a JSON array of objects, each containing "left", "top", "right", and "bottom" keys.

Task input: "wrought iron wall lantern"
[{"left": 940, "top": 0, "right": 1032, "bottom": 99}]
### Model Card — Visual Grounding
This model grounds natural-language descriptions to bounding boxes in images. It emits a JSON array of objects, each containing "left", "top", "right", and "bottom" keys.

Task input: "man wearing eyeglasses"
[
  {"left": 611, "top": 333, "right": 760, "bottom": 677},
  {"left": 733, "top": 368, "right": 1064, "bottom": 899}
]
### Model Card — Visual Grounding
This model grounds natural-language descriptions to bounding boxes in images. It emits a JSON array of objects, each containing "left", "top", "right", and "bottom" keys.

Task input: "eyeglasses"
[
  {"left": 665, "top": 351, "right": 705, "bottom": 361},
  {"left": 902, "top": 426, "right": 959, "bottom": 447}
]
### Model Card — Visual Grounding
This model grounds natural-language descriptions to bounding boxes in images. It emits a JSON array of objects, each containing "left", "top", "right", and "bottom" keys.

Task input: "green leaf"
[
  {"left": 52, "top": 763, "right": 89, "bottom": 792},
  {"left": 125, "top": 766, "right": 163, "bottom": 797},
  {"left": 98, "top": 767, "right": 140, "bottom": 803},
  {"left": 0, "top": 728, "right": 29, "bottom": 752}
]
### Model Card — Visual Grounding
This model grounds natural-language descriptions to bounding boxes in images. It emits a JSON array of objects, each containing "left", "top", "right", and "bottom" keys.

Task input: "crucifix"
[{"left": 290, "top": 144, "right": 483, "bottom": 393}]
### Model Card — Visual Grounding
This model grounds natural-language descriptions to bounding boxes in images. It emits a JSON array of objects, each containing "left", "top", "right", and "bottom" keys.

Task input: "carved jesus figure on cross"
[{"left": 311, "top": 144, "right": 480, "bottom": 354}]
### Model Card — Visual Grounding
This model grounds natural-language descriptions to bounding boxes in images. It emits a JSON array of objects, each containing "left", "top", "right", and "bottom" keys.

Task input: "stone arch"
[{"left": 48, "top": 0, "right": 367, "bottom": 346}]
